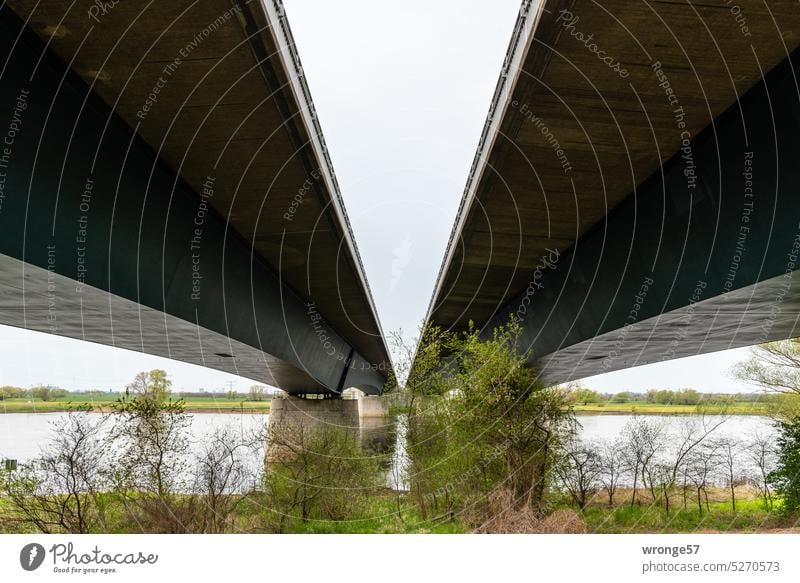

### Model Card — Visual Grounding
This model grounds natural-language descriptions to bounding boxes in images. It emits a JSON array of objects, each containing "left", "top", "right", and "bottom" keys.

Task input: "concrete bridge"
[
  {"left": 4, "top": 0, "right": 800, "bottom": 402},
  {"left": 0, "top": 0, "right": 390, "bottom": 395},
  {"left": 424, "top": 0, "right": 800, "bottom": 385}
]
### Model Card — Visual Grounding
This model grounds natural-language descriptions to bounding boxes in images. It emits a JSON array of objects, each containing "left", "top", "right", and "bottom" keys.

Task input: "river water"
[
  {"left": 577, "top": 414, "right": 776, "bottom": 443},
  {"left": 0, "top": 412, "right": 269, "bottom": 465},
  {"left": 0, "top": 413, "right": 778, "bottom": 488}
]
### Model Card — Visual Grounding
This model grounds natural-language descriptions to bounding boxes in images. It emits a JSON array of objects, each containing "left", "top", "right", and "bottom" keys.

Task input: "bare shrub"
[
  {"left": 1, "top": 371, "right": 267, "bottom": 534},
  {"left": 619, "top": 416, "right": 663, "bottom": 506},
  {"left": 189, "top": 427, "right": 263, "bottom": 533},
  {"left": 1, "top": 411, "right": 112, "bottom": 533},
  {"left": 598, "top": 439, "right": 625, "bottom": 506},
  {"left": 747, "top": 431, "right": 778, "bottom": 509},
  {"left": 555, "top": 439, "right": 602, "bottom": 510},
  {"left": 685, "top": 441, "right": 720, "bottom": 514},
  {"left": 109, "top": 397, "right": 198, "bottom": 532},
  {"left": 717, "top": 436, "right": 743, "bottom": 511},
  {"left": 474, "top": 489, "right": 586, "bottom": 533}
]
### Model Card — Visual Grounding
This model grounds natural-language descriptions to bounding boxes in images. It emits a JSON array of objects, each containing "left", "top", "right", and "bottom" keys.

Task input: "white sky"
[{"left": 0, "top": 0, "right": 759, "bottom": 394}]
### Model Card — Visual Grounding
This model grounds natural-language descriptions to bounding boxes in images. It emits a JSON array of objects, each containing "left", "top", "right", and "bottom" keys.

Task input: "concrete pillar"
[
  {"left": 358, "top": 395, "right": 388, "bottom": 419},
  {"left": 269, "top": 396, "right": 360, "bottom": 430},
  {"left": 266, "top": 395, "right": 389, "bottom": 461}
]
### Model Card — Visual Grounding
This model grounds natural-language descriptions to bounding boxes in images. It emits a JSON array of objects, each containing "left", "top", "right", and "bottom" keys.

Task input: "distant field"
[
  {"left": 1, "top": 396, "right": 770, "bottom": 416},
  {"left": 0, "top": 393, "right": 769, "bottom": 415},
  {"left": 0, "top": 394, "right": 271, "bottom": 414},
  {"left": 573, "top": 401, "right": 770, "bottom": 415}
]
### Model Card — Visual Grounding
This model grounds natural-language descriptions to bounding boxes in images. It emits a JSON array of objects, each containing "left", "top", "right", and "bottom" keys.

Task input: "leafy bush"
[
  {"left": 399, "top": 320, "right": 574, "bottom": 525},
  {"left": 263, "top": 422, "right": 380, "bottom": 530},
  {"left": 770, "top": 417, "right": 800, "bottom": 513}
]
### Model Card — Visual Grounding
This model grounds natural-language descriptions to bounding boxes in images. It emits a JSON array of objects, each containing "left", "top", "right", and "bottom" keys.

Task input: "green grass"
[
  {"left": 0, "top": 492, "right": 466, "bottom": 534},
  {"left": 259, "top": 495, "right": 467, "bottom": 534},
  {"left": 0, "top": 395, "right": 271, "bottom": 414},
  {"left": 573, "top": 401, "right": 770, "bottom": 415},
  {"left": 3, "top": 487, "right": 792, "bottom": 534},
  {"left": 581, "top": 497, "right": 791, "bottom": 533}
]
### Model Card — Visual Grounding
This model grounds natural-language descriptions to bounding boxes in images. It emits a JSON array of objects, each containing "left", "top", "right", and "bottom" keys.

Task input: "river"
[
  {"left": 577, "top": 413, "right": 776, "bottom": 443},
  {"left": 0, "top": 412, "right": 269, "bottom": 465},
  {"left": 0, "top": 413, "right": 778, "bottom": 489}
]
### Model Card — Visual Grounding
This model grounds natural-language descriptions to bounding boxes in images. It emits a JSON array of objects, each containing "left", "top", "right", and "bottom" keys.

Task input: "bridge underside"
[
  {"left": 0, "top": 3, "right": 389, "bottom": 394},
  {"left": 495, "top": 51, "right": 800, "bottom": 383},
  {"left": 426, "top": 0, "right": 800, "bottom": 384}
]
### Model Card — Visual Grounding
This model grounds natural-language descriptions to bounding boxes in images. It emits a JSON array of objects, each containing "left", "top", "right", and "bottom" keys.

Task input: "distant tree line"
[
  {"left": 177, "top": 385, "right": 274, "bottom": 401},
  {"left": 0, "top": 385, "right": 68, "bottom": 401},
  {"left": 0, "top": 382, "right": 277, "bottom": 402},
  {"left": 564, "top": 386, "right": 782, "bottom": 406}
]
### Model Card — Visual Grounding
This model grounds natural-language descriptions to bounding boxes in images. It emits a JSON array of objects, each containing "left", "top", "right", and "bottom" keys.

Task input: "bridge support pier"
[
  {"left": 269, "top": 396, "right": 361, "bottom": 430},
  {"left": 266, "top": 395, "right": 389, "bottom": 461}
]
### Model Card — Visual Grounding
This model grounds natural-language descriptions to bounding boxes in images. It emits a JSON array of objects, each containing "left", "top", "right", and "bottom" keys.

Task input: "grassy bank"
[
  {"left": 259, "top": 495, "right": 467, "bottom": 534},
  {"left": 0, "top": 492, "right": 464, "bottom": 534},
  {"left": 2, "top": 397, "right": 768, "bottom": 416},
  {"left": 582, "top": 498, "right": 791, "bottom": 533},
  {"left": 0, "top": 395, "right": 271, "bottom": 414},
  {"left": 573, "top": 402, "right": 770, "bottom": 416},
  {"left": 578, "top": 487, "right": 796, "bottom": 533},
  {"left": 2, "top": 486, "right": 793, "bottom": 534}
]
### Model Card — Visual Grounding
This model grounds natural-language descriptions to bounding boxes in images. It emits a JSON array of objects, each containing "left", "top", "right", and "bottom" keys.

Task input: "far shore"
[
  {"left": 0, "top": 399, "right": 272, "bottom": 415},
  {"left": 573, "top": 402, "right": 771, "bottom": 416},
  {"left": 1, "top": 400, "right": 772, "bottom": 416}
]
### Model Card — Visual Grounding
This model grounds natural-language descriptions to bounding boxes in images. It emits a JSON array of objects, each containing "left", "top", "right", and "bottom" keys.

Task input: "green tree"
[
  {"left": 264, "top": 421, "right": 380, "bottom": 529},
  {"left": 450, "top": 322, "right": 572, "bottom": 510},
  {"left": 248, "top": 385, "right": 266, "bottom": 401},
  {"left": 398, "top": 321, "right": 573, "bottom": 522},
  {"left": 649, "top": 389, "right": 671, "bottom": 404},
  {"left": 734, "top": 339, "right": 800, "bottom": 417},
  {"left": 50, "top": 388, "right": 68, "bottom": 400},
  {"left": 675, "top": 389, "right": 700, "bottom": 405},
  {"left": 769, "top": 417, "right": 800, "bottom": 513},
  {"left": 30, "top": 386, "right": 64, "bottom": 401},
  {"left": 0, "top": 385, "right": 23, "bottom": 400},
  {"left": 734, "top": 339, "right": 800, "bottom": 394},
  {"left": 111, "top": 393, "right": 192, "bottom": 532},
  {"left": 125, "top": 370, "right": 172, "bottom": 404},
  {"left": 385, "top": 326, "right": 454, "bottom": 519},
  {"left": 572, "top": 387, "right": 600, "bottom": 405}
]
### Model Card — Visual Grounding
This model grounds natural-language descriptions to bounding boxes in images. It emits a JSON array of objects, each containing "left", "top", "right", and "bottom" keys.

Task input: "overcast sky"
[{"left": 0, "top": 0, "right": 757, "bottom": 394}]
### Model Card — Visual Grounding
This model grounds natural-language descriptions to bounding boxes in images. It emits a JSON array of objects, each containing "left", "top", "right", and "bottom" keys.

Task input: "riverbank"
[
  {"left": 3, "top": 488, "right": 789, "bottom": 534},
  {"left": 577, "top": 487, "right": 793, "bottom": 533},
  {"left": 573, "top": 402, "right": 770, "bottom": 416},
  {"left": 0, "top": 397, "right": 271, "bottom": 414},
  {"left": 2, "top": 399, "right": 768, "bottom": 416}
]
